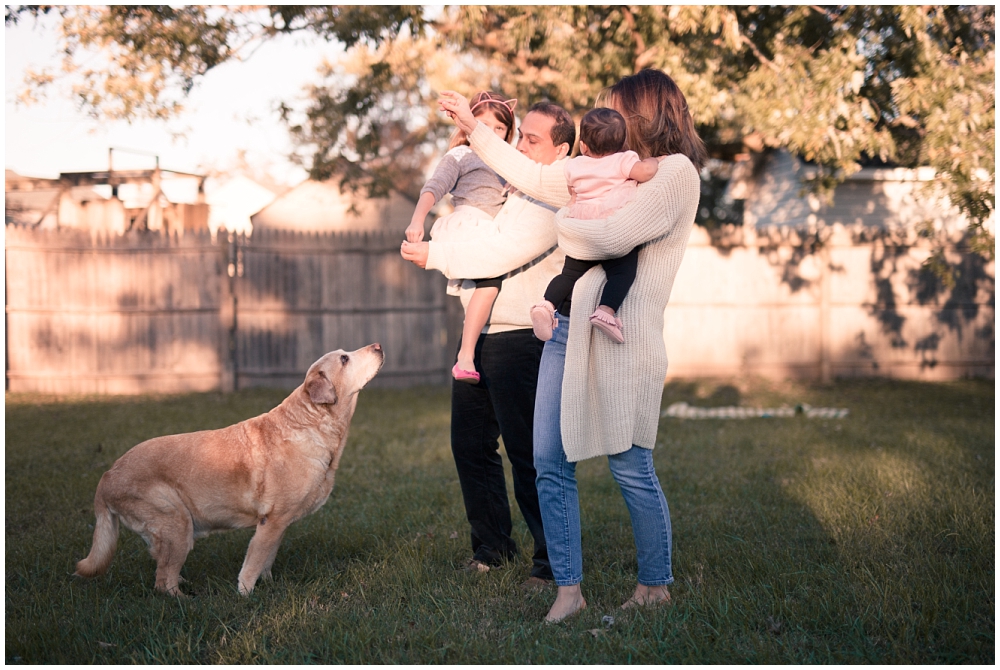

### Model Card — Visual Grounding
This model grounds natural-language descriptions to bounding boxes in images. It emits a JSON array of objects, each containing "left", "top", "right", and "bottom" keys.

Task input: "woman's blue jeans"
[{"left": 533, "top": 312, "right": 674, "bottom": 587}]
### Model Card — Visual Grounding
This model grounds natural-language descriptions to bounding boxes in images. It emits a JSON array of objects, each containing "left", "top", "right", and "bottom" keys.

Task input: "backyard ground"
[{"left": 4, "top": 377, "right": 994, "bottom": 663}]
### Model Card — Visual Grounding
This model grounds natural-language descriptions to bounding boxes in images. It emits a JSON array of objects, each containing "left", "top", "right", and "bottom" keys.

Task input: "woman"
[{"left": 440, "top": 69, "right": 706, "bottom": 623}]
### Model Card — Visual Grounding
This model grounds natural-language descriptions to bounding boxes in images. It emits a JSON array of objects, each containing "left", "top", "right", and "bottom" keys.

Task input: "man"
[{"left": 401, "top": 102, "right": 576, "bottom": 586}]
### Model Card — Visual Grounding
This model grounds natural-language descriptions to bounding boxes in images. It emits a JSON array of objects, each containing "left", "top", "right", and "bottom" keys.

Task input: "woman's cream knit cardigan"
[{"left": 469, "top": 124, "right": 701, "bottom": 462}]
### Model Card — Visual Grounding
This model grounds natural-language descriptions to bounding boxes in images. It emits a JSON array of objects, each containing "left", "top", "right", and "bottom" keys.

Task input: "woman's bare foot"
[
  {"left": 621, "top": 583, "right": 671, "bottom": 610},
  {"left": 544, "top": 585, "right": 587, "bottom": 624}
]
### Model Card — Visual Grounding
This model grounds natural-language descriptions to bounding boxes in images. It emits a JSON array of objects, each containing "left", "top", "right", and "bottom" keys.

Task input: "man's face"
[{"left": 516, "top": 111, "right": 568, "bottom": 165}]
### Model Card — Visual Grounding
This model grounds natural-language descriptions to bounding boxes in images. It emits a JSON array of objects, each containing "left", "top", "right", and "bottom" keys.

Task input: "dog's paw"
[{"left": 159, "top": 585, "right": 189, "bottom": 599}]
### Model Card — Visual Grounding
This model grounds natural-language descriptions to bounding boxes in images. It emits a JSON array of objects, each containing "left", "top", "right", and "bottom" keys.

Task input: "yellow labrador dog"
[{"left": 75, "top": 343, "right": 384, "bottom": 596}]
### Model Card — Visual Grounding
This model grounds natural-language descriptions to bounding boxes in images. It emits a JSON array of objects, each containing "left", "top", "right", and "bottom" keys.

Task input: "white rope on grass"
[{"left": 661, "top": 402, "right": 849, "bottom": 420}]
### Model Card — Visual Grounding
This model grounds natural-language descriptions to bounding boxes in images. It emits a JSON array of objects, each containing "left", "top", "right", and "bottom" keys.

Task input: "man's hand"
[
  {"left": 439, "top": 91, "right": 477, "bottom": 135},
  {"left": 400, "top": 240, "right": 430, "bottom": 269}
]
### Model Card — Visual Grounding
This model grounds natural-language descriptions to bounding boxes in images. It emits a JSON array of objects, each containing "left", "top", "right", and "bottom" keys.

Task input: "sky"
[{"left": 4, "top": 12, "right": 357, "bottom": 188}]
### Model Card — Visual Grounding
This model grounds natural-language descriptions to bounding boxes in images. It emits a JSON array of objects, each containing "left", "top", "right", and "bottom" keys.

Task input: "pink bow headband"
[{"left": 470, "top": 92, "right": 517, "bottom": 114}]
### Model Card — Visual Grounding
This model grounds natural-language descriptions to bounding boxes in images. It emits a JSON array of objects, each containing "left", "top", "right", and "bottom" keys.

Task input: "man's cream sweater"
[{"left": 468, "top": 123, "right": 701, "bottom": 462}]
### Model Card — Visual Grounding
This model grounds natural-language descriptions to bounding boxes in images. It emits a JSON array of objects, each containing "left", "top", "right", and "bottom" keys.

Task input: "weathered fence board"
[
  {"left": 228, "top": 229, "right": 451, "bottom": 389},
  {"left": 5, "top": 227, "right": 226, "bottom": 394}
]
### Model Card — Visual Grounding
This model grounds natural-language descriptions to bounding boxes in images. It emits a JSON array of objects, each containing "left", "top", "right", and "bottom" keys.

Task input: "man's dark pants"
[{"left": 450, "top": 328, "right": 552, "bottom": 580}]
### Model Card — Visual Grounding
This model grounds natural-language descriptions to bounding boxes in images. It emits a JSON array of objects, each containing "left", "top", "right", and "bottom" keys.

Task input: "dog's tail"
[{"left": 74, "top": 483, "right": 119, "bottom": 579}]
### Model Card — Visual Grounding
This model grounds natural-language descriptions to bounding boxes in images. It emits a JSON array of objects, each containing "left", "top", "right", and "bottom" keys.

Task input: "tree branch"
[
  {"left": 742, "top": 35, "right": 781, "bottom": 73},
  {"left": 620, "top": 6, "right": 647, "bottom": 72}
]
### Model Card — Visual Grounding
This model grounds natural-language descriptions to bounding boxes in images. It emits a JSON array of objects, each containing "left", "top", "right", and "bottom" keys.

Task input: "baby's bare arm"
[{"left": 629, "top": 157, "right": 660, "bottom": 183}]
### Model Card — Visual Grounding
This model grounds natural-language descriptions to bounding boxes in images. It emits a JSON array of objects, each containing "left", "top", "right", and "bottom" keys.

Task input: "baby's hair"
[
  {"left": 448, "top": 91, "right": 517, "bottom": 149},
  {"left": 579, "top": 108, "right": 628, "bottom": 157}
]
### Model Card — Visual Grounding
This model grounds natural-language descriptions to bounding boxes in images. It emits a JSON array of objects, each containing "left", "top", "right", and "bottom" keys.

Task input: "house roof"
[
  {"left": 206, "top": 175, "right": 278, "bottom": 234},
  {"left": 6, "top": 170, "right": 60, "bottom": 192},
  {"left": 251, "top": 179, "right": 416, "bottom": 233}
]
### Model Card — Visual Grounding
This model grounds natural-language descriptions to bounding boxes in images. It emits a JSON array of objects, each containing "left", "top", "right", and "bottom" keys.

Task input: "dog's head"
[{"left": 303, "top": 343, "right": 384, "bottom": 406}]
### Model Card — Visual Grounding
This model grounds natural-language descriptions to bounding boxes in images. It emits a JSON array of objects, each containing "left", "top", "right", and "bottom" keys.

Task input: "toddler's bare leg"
[{"left": 456, "top": 286, "right": 499, "bottom": 375}]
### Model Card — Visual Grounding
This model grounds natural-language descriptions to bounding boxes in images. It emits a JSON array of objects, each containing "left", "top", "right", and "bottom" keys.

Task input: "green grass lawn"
[{"left": 5, "top": 377, "right": 994, "bottom": 663}]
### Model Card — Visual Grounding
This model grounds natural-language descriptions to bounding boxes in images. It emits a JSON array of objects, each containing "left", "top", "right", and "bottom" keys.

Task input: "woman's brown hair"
[
  {"left": 602, "top": 69, "right": 707, "bottom": 169},
  {"left": 447, "top": 91, "right": 517, "bottom": 149}
]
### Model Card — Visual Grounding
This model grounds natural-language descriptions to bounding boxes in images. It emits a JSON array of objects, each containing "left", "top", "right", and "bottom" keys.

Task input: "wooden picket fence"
[
  {"left": 5, "top": 226, "right": 461, "bottom": 394},
  {"left": 4, "top": 223, "right": 992, "bottom": 395}
]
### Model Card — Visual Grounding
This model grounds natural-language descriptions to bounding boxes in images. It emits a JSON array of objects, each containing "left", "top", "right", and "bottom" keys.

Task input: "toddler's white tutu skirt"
[{"left": 430, "top": 205, "right": 499, "bottom": 295}]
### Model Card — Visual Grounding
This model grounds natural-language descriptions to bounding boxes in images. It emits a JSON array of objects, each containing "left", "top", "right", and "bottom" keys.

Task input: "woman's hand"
[
  {"left": 439, "top": 91, "right": 477, "bottom": 135},
  {"left": 400, "top": 240, "right": 429, "bottom": 269}
]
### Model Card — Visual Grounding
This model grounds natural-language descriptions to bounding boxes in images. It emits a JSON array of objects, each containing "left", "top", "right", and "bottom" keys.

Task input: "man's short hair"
[{"left": 527, "top": 101, "right": 577, "bottom": 151}]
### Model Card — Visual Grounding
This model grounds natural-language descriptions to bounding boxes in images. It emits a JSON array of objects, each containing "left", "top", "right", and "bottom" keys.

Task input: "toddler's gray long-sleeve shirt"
[{"left": 420, "top": 145, "right": 507, "bottom": 217}]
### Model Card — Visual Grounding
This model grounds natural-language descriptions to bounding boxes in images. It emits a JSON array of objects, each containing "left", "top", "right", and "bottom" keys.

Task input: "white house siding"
[{"left": 742, "top": 150, "right": 969, "bottom": 234}]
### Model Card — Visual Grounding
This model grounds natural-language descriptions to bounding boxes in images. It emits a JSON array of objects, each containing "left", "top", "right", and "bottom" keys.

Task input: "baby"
[{"left": 530, "top": 107, "right": 659, "bottom": 343}]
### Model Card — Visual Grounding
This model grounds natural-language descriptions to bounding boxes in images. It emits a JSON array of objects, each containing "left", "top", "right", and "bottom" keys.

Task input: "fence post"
[
  {"left": 4, "top": 237, "right": 9, "bottom": 392},
  {"left": 219, "top": 232, "right": 237, "bottom": 392},
  {"left": 819, "top": 240, "right": 832, "bottom": 384}
]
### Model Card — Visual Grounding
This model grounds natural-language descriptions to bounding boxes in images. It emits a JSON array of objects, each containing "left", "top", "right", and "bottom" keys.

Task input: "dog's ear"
[{"left": 305, "top": 370, "right": 338, "bottom": 405}]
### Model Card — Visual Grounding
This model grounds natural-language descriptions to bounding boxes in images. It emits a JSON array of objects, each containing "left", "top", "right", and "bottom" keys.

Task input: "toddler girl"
[
  {"left": 530, "top": 107, "right": 659, "bottom": 344},
  {"left": 405, "top": 91, "right": 517, "bottom": 383}
]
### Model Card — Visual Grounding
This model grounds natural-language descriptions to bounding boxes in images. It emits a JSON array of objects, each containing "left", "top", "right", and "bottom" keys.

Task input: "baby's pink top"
[{"left": 564, "top": 150, "right": 642, "bottom": 219}]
